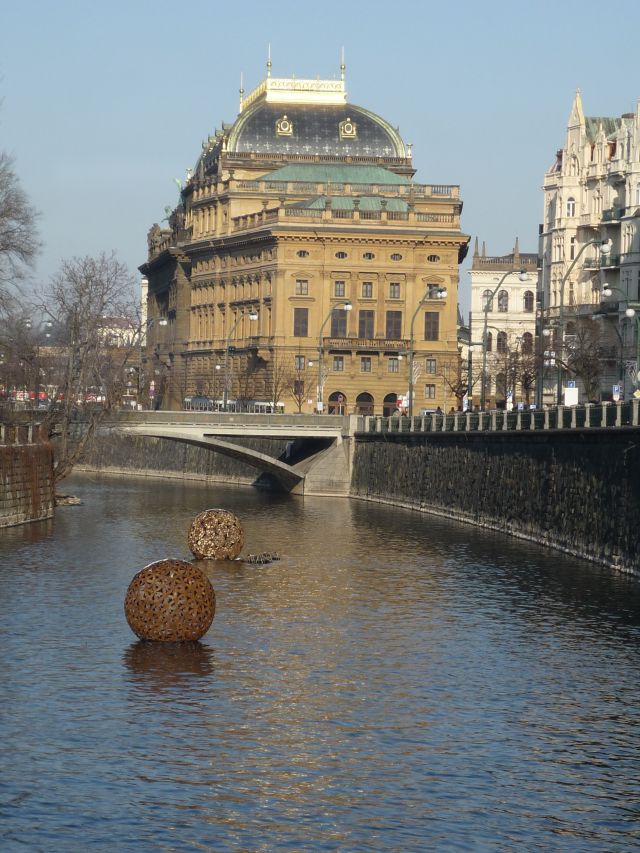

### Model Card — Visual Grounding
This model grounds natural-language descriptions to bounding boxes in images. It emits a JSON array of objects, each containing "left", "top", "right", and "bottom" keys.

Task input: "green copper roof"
[
  {"left": 286, "top": 195, "right": 409, "bottom": 212},
  {"left": 257, "top": 164, "right": 411, "bottom": 185},
  {"left": 585, "top": 116, "right": 623, "bottom": 142}
]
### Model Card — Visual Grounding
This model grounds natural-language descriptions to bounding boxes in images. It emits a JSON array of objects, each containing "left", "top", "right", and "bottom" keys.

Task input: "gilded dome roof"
[{"left": 227, "top": 101, "right": 407, "bottom": 159}]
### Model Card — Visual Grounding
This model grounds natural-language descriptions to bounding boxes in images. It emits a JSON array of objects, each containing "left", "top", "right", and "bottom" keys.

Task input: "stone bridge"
[{"left": 111, "top": 411, "right": 360, "bottom": 495}]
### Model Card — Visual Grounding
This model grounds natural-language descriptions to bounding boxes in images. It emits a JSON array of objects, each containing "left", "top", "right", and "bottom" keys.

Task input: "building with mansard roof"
[
  {"left": 140, "top": 60, "right": 469, "bottom": 414},
  {"left": 539, "top": 91, "right": 640, "bottom": 402}
]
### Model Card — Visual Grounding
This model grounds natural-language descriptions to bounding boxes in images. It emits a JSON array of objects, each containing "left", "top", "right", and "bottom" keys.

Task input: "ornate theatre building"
[{"left": 140, "top": 62, "right": 469, "bottom": 414}]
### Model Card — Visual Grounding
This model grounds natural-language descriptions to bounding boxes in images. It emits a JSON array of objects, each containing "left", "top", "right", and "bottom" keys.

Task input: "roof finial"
[
  {"left": 482, "top": 241, "right": 486, "bottom": 258},
  {"left": 239, "top": 71, "right": 244, "bottom": 112},
  {"left": 340, "top": 46, "right": 346, "bottom": 81},
  {"left": 267, "top": 43, "right": 272, "bottom": 78},
  {"left": 473, "top": 236, "right": 479, "bottom": 257}
]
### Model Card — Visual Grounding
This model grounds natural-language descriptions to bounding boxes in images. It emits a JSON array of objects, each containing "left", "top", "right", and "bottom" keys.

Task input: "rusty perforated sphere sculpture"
[
  {"left": 124, "top": 559, "right": 216, "bottom": 642},
  {"left": 188, "top": 508, "right": 244, "bottom": 560}
]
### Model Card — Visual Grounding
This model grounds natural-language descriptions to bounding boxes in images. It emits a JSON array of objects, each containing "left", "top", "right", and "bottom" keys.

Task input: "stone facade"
[
  {"left": 469, "top": 240, "right": 538, "bottom": 407},
  {"left": 0, "top": 441, "right": 55, "bottom": 528},
  {"left": 140, "top": 63, "right": 469, "bottom": 415},
  {"left": 352, "top": 430, "right": 640, "bottom": 574},
  {"left": 539, "top": 91, "right": 640, "bottom": 401}
]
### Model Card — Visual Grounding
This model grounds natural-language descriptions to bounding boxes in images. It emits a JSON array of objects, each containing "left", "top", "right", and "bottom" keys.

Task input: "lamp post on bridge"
[
  {"left": 480, "top": 269, "right": 529, "bottom": 410},
  {"left": 223, "top": 307, "right": 259, "bottom": 412},
  {"left": 553, "top": 238, "right": 611, "bottom": 405},
  {"left": 316, "top": 300, "right": 352, "bottom": 414},
  {"left": 407, "top": 284, "right": 447, "bottom": 419}
]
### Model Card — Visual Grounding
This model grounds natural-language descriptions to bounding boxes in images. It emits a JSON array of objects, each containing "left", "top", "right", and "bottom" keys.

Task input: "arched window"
[
  {"left": 497, "top": 290, "right": 509, "bottom": 312},
  {"left": 521, "top": 332, "right": 533, "bottom": 355},
  {"left": 497, "top": 331, "right": 508, "bottom": 353},
  {"left": 482, "top": 289, "right": 494, "bottom": 311},
  {"left": 485, "top": 331, "right": 493, "bottom": 352},
  {"left": 328, "top": 391, "right": 347, "bottom": 415},
  {"left": 566, "top": 197, "right": 576, "bottom": 217},
  {"left": 356, "top": 392, "right": 374, "bottom": 416},
  {"left": 523, "top": 290, "right": 534, "bottom": 312},
  {"left": 383, "top": 392, "right": 398, "bottom": 417}
]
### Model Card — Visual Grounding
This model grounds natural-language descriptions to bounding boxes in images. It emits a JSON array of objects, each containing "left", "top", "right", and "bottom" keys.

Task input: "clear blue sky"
[{"left": 2, "top": 0, "right": 639, "bottom": 317}]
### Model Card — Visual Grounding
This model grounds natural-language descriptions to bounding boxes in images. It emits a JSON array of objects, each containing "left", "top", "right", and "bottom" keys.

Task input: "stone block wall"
[
  {"left": 77, "top": 432, "right": 290, "bottom": 485},
  {"left": 0, "top": 443, "right": 55, "bottom": 528},
  {"left": 352, "top": 429, "right": 640, "bottom": 574}
]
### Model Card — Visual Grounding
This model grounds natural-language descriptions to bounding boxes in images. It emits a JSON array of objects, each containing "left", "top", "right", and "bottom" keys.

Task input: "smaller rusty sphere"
[
  {"left": 188, "top": 508, "right": 244, "bottom": 560},
  {"left": 124, "top": 559, "right": 216, "bottom": 642}
]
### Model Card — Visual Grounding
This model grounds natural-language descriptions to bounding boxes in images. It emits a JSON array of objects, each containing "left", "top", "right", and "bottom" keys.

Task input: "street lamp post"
[
  {"left": 139, "top": 316, "right": 167, "bottom": 409},
  {"left": 316, "top": 300, "right": 352, "bottom": 413},
  {"left": 408, "top": 285, "right": 447, "bottom": 419},
  {"left": 223, "top": 308, "right": 259, "bottom": 412},
  {"left": 554, "top": 238, "right": 611, "bottom": 405},
  {"left": 480, "top": 269, "right": 529, "bottom": 410}
]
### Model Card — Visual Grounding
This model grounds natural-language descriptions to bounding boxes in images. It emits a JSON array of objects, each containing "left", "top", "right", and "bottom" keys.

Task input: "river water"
[{"left": 2, "top": 474, "right": 640, "bottom": 852}]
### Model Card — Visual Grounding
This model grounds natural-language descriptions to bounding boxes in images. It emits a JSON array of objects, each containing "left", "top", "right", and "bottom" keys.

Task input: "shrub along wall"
[
  {"left": 351, "top": 429, "right": 640, "bottom": 574},
  {"left": 0, "top": 443, "right": 55, "bottom": 528}
]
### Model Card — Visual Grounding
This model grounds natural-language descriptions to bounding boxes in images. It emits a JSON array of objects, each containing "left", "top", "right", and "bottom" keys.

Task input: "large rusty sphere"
[
  {"left": 188, "top": 508, "right": 244, "bottom": 560},
  {"left": 124, "top": 559, "right": 216, "bottom": 642}
]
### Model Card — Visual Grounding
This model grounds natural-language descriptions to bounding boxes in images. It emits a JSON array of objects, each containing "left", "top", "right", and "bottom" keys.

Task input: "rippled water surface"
[{"left": 2, "top": 474, "right": 640, "bottom": 852}]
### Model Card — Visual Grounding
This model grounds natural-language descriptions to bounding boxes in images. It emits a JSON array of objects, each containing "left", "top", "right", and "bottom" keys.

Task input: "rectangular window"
[
  {"left": 333, "top": 355, "right": 344, "bottom": 372},
  {"left": 358, "top": 309, "right": 375, "bottom": 338},
  {"left": 330, "top": 309, "right": 349, "bottom": 337},
  {"left": 424, "top": 312, "right": 439, "bottom": 341},
  {"left": 294, "top": 355, "right": 305, "bottom": 370},
  {"left": 570, "top": 237, "right": 576, "bottom": 260},
  {"left": 425, "top": 358, "right": 436, "bottom": 374},
  {"left": 293, "top": 307, "right": 308, "bottom": 337},
  {"left": 294, "top": 379, "right": 304, "bottom": 396},
  {"left": 334, "top": 280, "right": 345, "bottom": 297},
  {"left": 389, "top": 282, "right": 400, "bottom": 298},
  {"left": 425, "top": 384, "right": 436, "bottom": 399},
  {"left": 388, "top": 357, "right": 400, "bottom": 373},
  {"left": 386, "top": 310, "right": 402, "bottom": 339},
  {"left": 295, "top": 279, "right": 309, "bottom": 296},
  {"left": 362, "top": 281, "right": 373, "bottom": 298},
  {"left": 360, "top": 356, "right": 372, "bottom": 373}
]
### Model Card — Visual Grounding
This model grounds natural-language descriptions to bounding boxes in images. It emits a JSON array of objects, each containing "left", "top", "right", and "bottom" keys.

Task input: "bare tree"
[
  {"left": 0, "top": 152, "right": 40, "bottom": 308},
  {"left": 287, "top": 353, "right": 314, "bottom": 412},
  {"left": 266, "top": 350, "right": 290, "bottom": 411},
  {"left": 437, "top": 352, "right": 482, "bottom": 410},
  {"left": 32, "top": 252, "right": 138, "bottom": 482},
  {"left": 562, "top": 318, "right": 603, "bottom": 402}
]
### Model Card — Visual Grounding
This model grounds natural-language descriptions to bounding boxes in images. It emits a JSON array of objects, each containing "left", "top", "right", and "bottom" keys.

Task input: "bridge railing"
[{"left": 360, "top": 400, "right": 640, "bottom": 435}]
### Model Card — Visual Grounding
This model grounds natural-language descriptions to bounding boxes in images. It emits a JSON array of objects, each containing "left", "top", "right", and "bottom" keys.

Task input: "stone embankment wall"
[
  {"left": 352, "top": 429, "right": 640, "bottom": 574},
  {"left": 0, "top": 440, "right": 55, "bottom": 528},
  {"left": 77, "top": 432, "right": 290, "bottom": 485}
]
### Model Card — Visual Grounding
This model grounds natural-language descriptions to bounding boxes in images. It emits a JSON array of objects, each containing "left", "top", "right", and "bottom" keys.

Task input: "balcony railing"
[
  {"left": 323, "top": 337, "right": 410, "bottom": 351},
  {"left": 602, "top": 208, "right": 624, "bottom": 223},
  {"left": 601, "top": 254, "right": 621, "bottom": 267}
]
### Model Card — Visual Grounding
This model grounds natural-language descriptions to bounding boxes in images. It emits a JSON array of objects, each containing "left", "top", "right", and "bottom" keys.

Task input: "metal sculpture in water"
[
  {"left": 188, "top": 509, "right": 244, "bottom": 560},
  {"left": 124, "top": 559, "right": 216, "bottom": 641}
]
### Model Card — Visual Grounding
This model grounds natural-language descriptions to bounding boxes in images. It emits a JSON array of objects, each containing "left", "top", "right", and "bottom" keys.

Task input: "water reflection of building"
[{"left": 141, "top": 59, "right": 469, "bottom": 414}]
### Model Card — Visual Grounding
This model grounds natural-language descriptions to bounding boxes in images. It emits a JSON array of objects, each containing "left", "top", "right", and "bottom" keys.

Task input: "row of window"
[
  {"left": 482, "top": 289, "right": 535, "bottom": 312},
  {"left": 293, "top": 354, "right": 439, "bottom": 373},
  {"left": 485, "top": 331, "right": 533, "bottom": 354},
  {"left": 295, "top": 250, "right": 441, "bottom": 262},
  {"left": 292, "top": 307, "right": 440, "bottom": 340},
  {"left": 296, "top": 279, "right": 444, "bottom": 299}
]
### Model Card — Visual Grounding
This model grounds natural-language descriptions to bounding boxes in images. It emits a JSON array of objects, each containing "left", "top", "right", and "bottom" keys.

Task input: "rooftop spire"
[
  {"left": 340, "top": 46, "right": 345, "bottom": 81},
  {"left": 473, "top": 236, "right": 479, "bottom": 257},
  {"left": 239, "top": 71, "right": 244, "bottom": 112},
  {"left": 568, "top": 87, "right": 585, "bottom": 128},
  {"left": 267, "top": 43, "right": 272, "bottom": 78}
]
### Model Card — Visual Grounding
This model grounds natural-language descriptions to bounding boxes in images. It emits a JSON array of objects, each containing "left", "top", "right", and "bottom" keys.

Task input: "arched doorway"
[
  {"left": 383, "top": 392, "right": 398, "bottom": 417},
  {"left": 355, "top": 392, "right": 374, "bottom": 416},
  {"left": 328, "top": 391, "right": 347, "bottom": 415}
]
